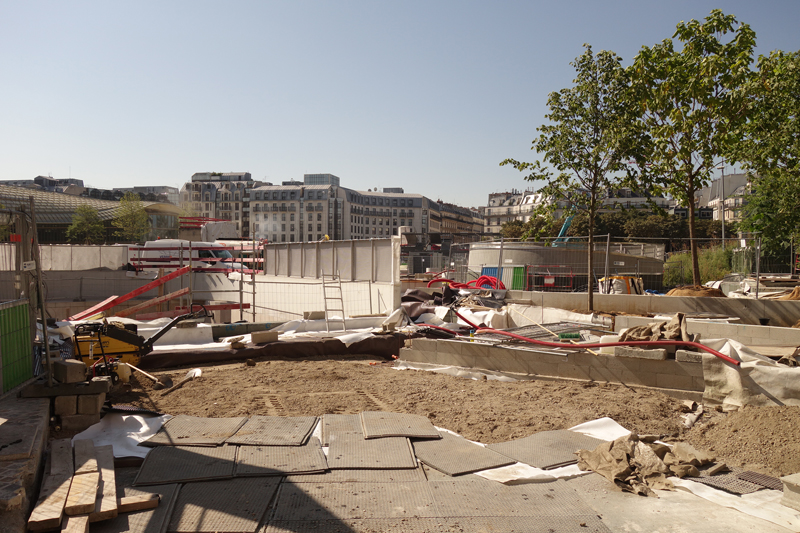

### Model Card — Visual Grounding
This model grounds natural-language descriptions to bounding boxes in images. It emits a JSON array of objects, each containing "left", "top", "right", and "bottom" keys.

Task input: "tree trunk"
[
  {"left": 587, "top": 209, "right": 595, "bottom": 312},
  {"left": 687, "top": 183, "right": 701, "bottom": 286}
]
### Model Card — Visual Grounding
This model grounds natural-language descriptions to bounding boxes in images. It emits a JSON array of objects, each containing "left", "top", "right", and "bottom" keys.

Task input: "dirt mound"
[
  {"left": 779, "top": 286, "right": 800, "bottom": 300},
  {"left": 685, "top": 405, "right": 800, "bottom": 476},
  {"left": 666, "top": 285, "right": 726, "bottom": 297}
]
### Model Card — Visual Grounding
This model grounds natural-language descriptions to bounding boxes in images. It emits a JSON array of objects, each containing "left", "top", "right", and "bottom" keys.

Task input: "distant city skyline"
[{"left": 2, "top": 1, "right": 798, "bottom": 208}]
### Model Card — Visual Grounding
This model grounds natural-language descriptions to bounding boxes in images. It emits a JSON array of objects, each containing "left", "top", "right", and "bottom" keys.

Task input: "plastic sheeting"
[
  {"left": 701, "top": 338, "right": 800, "bottom": 411},
  {"left": 72, "top": 413, "right": 171, "bottom": 458}
]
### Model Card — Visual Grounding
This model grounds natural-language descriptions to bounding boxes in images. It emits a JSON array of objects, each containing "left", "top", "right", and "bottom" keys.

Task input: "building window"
[
  {"left": 254, "top": 223, "right": 259, "bottom": 231},
  {"left": 281, "top": 235, "right": 286, "bottom": 242},
  {"left": 282, "top": 213, "right": 286, "bottom": 221},
  {"left": 317, "top": 213, "right": 322, "bottom": 221},
  {"left": 317, "top": 234, "right": 322, "bottom": 240},
  {"left": 317, "top": 224, "right": 322, "bottom": 231},
  {"left": 290, "top": 213, "right": 295, "bottom": 221},
  {"left": 281, "top": 224, "right": 286, "bottom": 231},
  {"left": 308, "top": 224, "right": 312, "bottom": 231},
  {"left": 317, "top": 191, "right": 323, "bottom": 199},
  {"left": 290, "top": 224, "right": 295, "bottom": 232},
  {"left": 273, "top": 214, "right": 277, "bottom": 221},
  {"left": 255, "top": 214, "right": 260, "bottom": 222},
  {"left": 308, "top": 213, "right": 312, "bottom": 221},
  {"left": 290, "top": 234, "right": 295, "bottom": 242}
]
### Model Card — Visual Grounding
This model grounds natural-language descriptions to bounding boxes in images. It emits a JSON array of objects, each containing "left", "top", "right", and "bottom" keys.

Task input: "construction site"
[{"left": 4, "top": 211, "right": 800, "bottom": 533}]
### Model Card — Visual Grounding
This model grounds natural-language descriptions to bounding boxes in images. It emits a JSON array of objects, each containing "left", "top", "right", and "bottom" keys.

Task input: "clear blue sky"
[{"left": 2, "top": 1, "right": 799, "bottom": 208}]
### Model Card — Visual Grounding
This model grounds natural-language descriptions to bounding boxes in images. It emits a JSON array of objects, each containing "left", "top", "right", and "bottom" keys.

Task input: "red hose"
[
  {"left": 427, "top": 276, "right": 505, "bottom": 290},
  {"left": 475, "top": 327, "right": 741, "bottom": 366}
]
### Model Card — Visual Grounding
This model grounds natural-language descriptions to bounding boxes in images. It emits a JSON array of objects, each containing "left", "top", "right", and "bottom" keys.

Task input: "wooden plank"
[
  {"left": 68, "top": 266, "right": 190, "bottom": 320},
  {"left": 73, "top": 439, "right": 97, "bottom": 474},
  {"left": 118, "top": 493, "right": 160, "bottom": 513},
  {"left": 50, "top": 438, "right": 74, "bottom": 477},
  {"left": 28, "top": 473, "right": 73, "bottom": 531},
  {"left": 89, "top": 445, "right": 118, "bottom": 522},
  {"left": 66, "top": 296, "right": 117, "bottom": 321},
  {"left": 61, "top": 515, "right": 89, "bottom": 533},
  {"left": 114, "top": 287, "right": 190, "bottom": 318},
  {"left": 64, "top": 472, "right": 99, "bottom": 516}
]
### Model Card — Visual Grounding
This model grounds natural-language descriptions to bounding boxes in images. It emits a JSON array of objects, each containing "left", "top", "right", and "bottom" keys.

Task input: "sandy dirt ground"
[{"left": 54, "top": 356, "right": 800, "bottom": 479}]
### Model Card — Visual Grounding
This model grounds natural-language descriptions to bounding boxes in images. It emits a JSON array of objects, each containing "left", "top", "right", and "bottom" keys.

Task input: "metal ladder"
[{"left": 322, "top": 271, "right": 346, "bottom": 332}]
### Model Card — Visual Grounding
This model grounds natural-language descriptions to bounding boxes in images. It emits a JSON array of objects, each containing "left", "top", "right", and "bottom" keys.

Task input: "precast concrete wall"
[
  {"left": 506, "top": 290, "right": 800, "bottom": 327},
  {"left": 401, "top": 338, "right": 703, "bottom": 398},
  {"left": 615, "top": 315, "right": 800, "bottom": 346},
  {"left": 0, "top": 244, "right": 131, "bottom": 272}
]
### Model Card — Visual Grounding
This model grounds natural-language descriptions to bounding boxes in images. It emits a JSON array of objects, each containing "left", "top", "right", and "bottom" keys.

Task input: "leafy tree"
[
  {"left": 66, "top": 205, "right": 106, "bottom": 244},
  {"left": 500, "top": 220, "right": 527, "bottom": 239},
  {"left": 112, "top": 192, "right": 151, "bottom": 242},
  {"left": 735, "top": 50, "right": 800, "bottom": 252},
  {"left": 628, "top": 9, "right": 756, "bottom": 285},
  {"left": 501, "top": 45, "right": 639, "bottom": 310}
]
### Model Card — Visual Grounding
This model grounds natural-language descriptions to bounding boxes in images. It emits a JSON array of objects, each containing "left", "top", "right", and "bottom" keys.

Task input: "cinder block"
[
  {"left": 251, "top": 330, "right": 279, "bottom": 343},
  {"left": 303, "top": 311, "right": 325, "bottom": 320},
  {"left": 557, "top": 363, "right": 592, "bottom": 381},
  {"left": 59, "top": 414, "right": 101, "bottom": 432},
  {"left": 53, "top": 359, "right": 86, "bottom": 384},
  {"left": 54, "top": 395, "right": 77, "bottom": 416},
  {"left": 77, "top": 393, "right": 105, "bottom": 415},
  {"left": 613, "top": 346, "right": 668, "bottom": 360},
  {"left": 781, "top": 473, "right": 800, "bottom": 511},
  {"left": 676, "top": 350, "right": 703, "bottom": 364}
]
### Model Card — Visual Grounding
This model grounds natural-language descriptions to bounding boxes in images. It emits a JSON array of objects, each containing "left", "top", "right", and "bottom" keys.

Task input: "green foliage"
[
  {"left": 66, "top": 205, "right": 106, "bottom": 244},
  {"left": 664, "top": 245, "right": 733, "bottom": 287},
  {"left": 112, "top": 192, "right": 151, "bottom": 242},
  {"left": 501, "top": 45, "right": 640, "bottom": 309},
  {"left": 629, "top": 9, "right": 756, "bottom": 285},
  {"left": 734, "top": 50, "right": 800, "bottom": 253},
  {"left": 500, "top": 220, "right": 526, "bottom": 239}
]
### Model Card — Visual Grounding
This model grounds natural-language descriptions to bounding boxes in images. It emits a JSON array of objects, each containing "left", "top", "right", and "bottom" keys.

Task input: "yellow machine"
[{"left": 73, "top": 307, "right": 210, "bottom": 381}]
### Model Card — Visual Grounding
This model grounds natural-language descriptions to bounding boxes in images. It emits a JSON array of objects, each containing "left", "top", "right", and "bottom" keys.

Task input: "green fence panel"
[{"left": 0, "top": 300, "right": 33, "bottom": 394}]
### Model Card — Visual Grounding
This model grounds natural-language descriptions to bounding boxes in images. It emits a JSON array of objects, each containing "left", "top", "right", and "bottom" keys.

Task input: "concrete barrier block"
[
  {"left": 411, "top": 338, "right": 437, "bottom": 352},
  {"left": 77, "top": 393, "right": 105, "bottom": 415},
  {"left": 675, "top": 360, "right": 705, "bottom": 377},
  {"left": 613, "top": 347, "right": 668, "bottom": 360},
  {"left": 693, "top": 376, "right": 705, "bottom": 391},
  {"left": 676, "top": 349, "right": 703, "bottom": 363},
  {"left": 437, "top": 340, "right": 463, "bottom": 356},
  {"left": 461, "top": 343, "right": 490, "bottom": 358},
  {"left": 656, "top": 373, "right": 696, "bottom": 391},
  {"left": 526, "top": 360, "right": 559, "bottom": 377},
  {"left": 637, "top": 359, "right": 676, "bottom": 375},
  {"left": 557, "top": 363, "right": 592, "bottom": 381},
  {"left": 53, "top": 360, "right": 87, "bottom": 384},
  {"left": 596, "top": 353, "right": 640, "bottom": 372},
  {"left": 60, "top": 414, "right": 101, "bottom": 432},
  {"left": 487, "top": 347, "right": 527, "bottom": 375},
  {"left": 54, "top": 395, "right": 77, "bottom": 416}
]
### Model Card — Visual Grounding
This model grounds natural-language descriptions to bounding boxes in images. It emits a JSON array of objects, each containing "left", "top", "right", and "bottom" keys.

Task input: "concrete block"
[
  {"left": 59, "top": 414, "right": 101, "bottom": 432},
  {"left": 676, "top": 350, "right": 703, "bottom": 364},
  {"left": 595, "top": 354, "right": 640, "bottom": 373},
  {"left": 303, "top": 311, "right": 325, "bottom": 320},
  {"left": 53, "top": 395, "right": 77, "bottom": 416},
  {"left": 461, "top": 343, "right": 490, "bottom": 358},
  {"left": 692, "top": 376, "right": 706, "bottom": 391},
  {"left": 613, "top": 346, "right": 668, "bottom": 360},
  {"left": 637, "top": 359, "right": 674, "bottom": 375},
  {"left": 781, "top": 473, "right": 800, "bottom": 511},
  {"left": 656, "top": 373, "right": 696, "bottom": 391},
  {"left": 53, "top": 359, "right": 86, "bottom": 384},
  {"left": 556, "top": 363, "right": 592, "bottom": 381},
  {"left": 410, "top": 338, "right": 437, "bottom": 352},
  {"left": 437, "top": 340, "right": 463, "bottom": 357},
  {"left": 77, "top": 393, "right": 105, "bottom": 415},
  {"left": 675, "top": 360, "right": 705, "bottom": 378},
  {"left": 251, "top": 330, "right": 279, "bottom": 343}
]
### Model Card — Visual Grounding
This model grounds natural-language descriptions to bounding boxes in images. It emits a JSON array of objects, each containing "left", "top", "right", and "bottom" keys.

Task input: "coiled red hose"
[{"left": 427, "top": 276, "right": 505, "bottom": 290}]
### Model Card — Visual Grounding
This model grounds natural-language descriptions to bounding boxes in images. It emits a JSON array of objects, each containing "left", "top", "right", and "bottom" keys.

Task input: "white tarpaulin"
[
  {"left": 72, "top": 413, "right": 171, "bottom": 458},
  {"left": 700, "top": 338, "right": 800, "bottom": 411}
]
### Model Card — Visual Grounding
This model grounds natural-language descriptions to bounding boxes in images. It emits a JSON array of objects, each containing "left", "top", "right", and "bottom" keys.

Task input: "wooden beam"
[
  {"left": 73, "top": 440, "right": 97, "bottom": 475},
  {"left": 61, "top": 515, "right": 89, "bottom": 533},
  {"left": 118, "top": 493, "right": 160, "bottom": 513},
  {"left": 50, "top": 439, "right": 74, "bottom": 477},
  {"left": 89, "top": 445, "right": 117, "bottom": 522},
  {"left": 28, "top": 473, "right": 73, "bottom": 531},
  {"left": 68, "top": 266, "right": 190, "bottom": 320},
  {"left": 113, "top": 287, "right": 190, "bottom": 318},
  {"left": 64, "top": 472, "right": 99, "bottom": 516}
]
